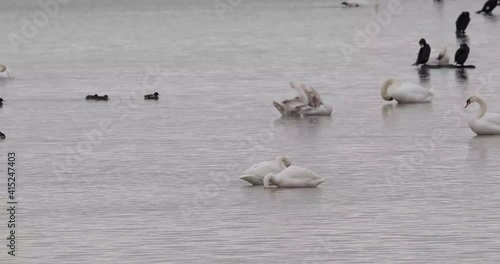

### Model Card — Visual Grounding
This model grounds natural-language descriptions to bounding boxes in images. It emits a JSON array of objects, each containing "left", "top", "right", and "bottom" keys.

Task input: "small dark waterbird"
[
  {"left": 456, "top": 12, "right": 470, "bottom": 33},
  {"left": 412, "top": 38, "right": 431, "bottom": 66},
  {"left": 0, "top": 131, "right": 5, "bottom": 139},
  {"left": 476, "top": 0, "right": 499, "bottom": 14},
  {"left": 86, "top": 94, "right": 109, "bottom": 101},
  {"left": 455, "top": 44, "right": 470, "bottom": 66},
  {"left": 0, "top": 98, "right": 3, "bottom": 107},
  {"left": 144, "top": 92, "right": 159, "bottom": 100}
]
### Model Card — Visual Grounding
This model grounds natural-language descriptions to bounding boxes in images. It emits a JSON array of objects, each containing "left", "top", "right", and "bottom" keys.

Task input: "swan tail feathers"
[
  {"left": 311, "top": 178, "right": 326, "bottom": 187},
  {"left": 239, "top": 175, "right": 263, "bottom": 186}
]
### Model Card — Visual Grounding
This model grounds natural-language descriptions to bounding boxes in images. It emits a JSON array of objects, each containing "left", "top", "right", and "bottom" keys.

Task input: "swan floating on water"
[
  {"left": 274, "top": 82, "right": 333, "bottom": 116},
  {"left": 465, "top": 96, "right": 500, "bottom": 135},
  {"left": 381, "top": 78, "right": 433, "bottom": 104},
  {"left": 239, "top": 156, "right": 291, "bottom": 186},
  {"left": 263, "top": 165, "right": 326, "bottom": 188},
  {"left": 0, "top": 65, "right": 11, "bottom": 78}
]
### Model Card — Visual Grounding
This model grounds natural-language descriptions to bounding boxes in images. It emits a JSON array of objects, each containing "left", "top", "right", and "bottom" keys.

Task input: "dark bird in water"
[
  {"left": 86, "top": 94, "right": 109, "bottom": 100},
  {"left": 341, "top": 1, "right": 359, "bottom": 7},
  {"left": 0, "top": 98, "right": 3, "bottom": 107},
  {"left": 456, "top": 12, "right": 470, "bottom": 33},
  {"left": 412, "top": 38, "right": 431, "bottom": 66},
  {"left": 476, "top": 0, "right": 498, "bottom": 14},
  {"left": 0, "top": 131, "right": 5, "bottom": 139},
  {"left": 144, "top": 92, "right": 159, "bottom": 100},
  {"left": 455, "top": 44, "right": 470, "bottom": 66}
]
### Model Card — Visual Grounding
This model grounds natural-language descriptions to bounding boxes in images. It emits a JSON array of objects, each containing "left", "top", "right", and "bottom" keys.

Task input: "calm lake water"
[{"left": 1, "top": 0, "right": 500, "bottom": 263}]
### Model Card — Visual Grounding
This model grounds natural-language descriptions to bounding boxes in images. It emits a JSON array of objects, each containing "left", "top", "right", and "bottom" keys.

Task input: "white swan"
[
  {"left": 263, "top": 165, "right": 326, "bottom": 188},
  {"left": 465, "top": 96, "right": 500, "bottom": 135},
  {"left": 436, "top": 47, "right": 450, "bottom": 65},
  {"left": 274, "top": 82, "right": 333, "bottom": 116},
  {"left": 381, "top": 78, "right": 433, "bottom": 104},
  {"left": 0, "top": 65, "right": 11, "bottom": 78},
  {"left": 239, "top": 156, "right": 291, "bottom": 186}
]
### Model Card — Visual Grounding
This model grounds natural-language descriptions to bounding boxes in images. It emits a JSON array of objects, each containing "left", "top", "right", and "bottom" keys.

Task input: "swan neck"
[
  {"left": 381, "top": 79, "right": 393, "bottom": 101},
  {"left": 476, "top": 98, "right": 487, "bottom": 119},
  {"left": 263, "top": 174, "right": 272, "bottom": 188}
]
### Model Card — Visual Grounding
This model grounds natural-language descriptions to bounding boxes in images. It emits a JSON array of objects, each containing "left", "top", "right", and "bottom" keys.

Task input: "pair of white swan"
[
  {"left": 239, "top": 156, "right": 326, "bottom": 188},
  {"left": 274, "top": 82, "right": 333, "bottom": 116},
  {"left": 0, "top": 65, "right": 11, "bottom": 78},
  {"left": 465, "top": 96, "right": 500, "bottom": 135},
  {"left": 381, "top": 78, "right": 434, "bottom": 104}
]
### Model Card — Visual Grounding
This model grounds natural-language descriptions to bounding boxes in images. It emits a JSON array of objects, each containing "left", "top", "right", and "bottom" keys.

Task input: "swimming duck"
[
  {"left": 144, "top": 92, "right": 159, "bottom": 100},
  {"left": 86, "top": 94, "right": 109, "bottom": 101},
  {"left": 0, "top": 98, "right": 3, "bottom": 107},
  {"left": 0, "top": 131, "right": 5, "bottom": 139}
]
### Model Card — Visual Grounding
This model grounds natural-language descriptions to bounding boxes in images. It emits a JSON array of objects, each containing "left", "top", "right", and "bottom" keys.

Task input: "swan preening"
[
  {"left": 273, "top": 82, "right": 333, "bottom": 117},
  {"left": 465, "top": 96, "right": 500, "bottom": 135},
  {"left": 239, "top": 157, "right": 326, "bottom": 188},
  {"left": 239, "top": 156, "right": 291, "bottom": 186},
  {"left": 381, "top": 78, "right": 434, "bottom": 104},
  {"left": 436, "top": 47, "right": 450, "bottom": 65},
  {"left": 263, "top": 166, "right": 326, "bottom": 188},
  {"left": 0, "top": 65, "right": 11, "bottom": 78}
]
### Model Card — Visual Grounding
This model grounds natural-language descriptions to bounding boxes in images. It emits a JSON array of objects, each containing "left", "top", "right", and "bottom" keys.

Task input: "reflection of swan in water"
[
  {"left": 0, "top": 65, "right": 11, "bottom": 78},
  {"left": 264, "top": 166, "right": 326, "bottom": 188},
  {"left": 239, "top": 156, "right": 291, "bottom": 186}
]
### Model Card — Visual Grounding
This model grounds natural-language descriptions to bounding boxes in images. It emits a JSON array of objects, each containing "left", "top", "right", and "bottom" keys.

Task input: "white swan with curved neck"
[
  {"left": 274, "top": 82, "right": 333, "bottom": 116},
  {"left": 381, "top": 78, "right": 433, "bottom": 104},
  {"left": 465, "top": 96, "right": 500, "bottom": 135},
  {"left": 239, "top": 156, "right": 291, "bottom": 186},
  {"left": 263, "top": 166, "right": 325, "bottom": 188},
  {"left": 0, "top": 65, "right": 11, "bottom": 78},
  {"left": 437, "top": 47, "right": 450, "bottom": 65}
]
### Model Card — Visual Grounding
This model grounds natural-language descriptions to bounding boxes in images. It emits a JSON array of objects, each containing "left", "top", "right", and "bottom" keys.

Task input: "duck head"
[{"left": 154, "top": 92, "right": 159, "bottom": 96}]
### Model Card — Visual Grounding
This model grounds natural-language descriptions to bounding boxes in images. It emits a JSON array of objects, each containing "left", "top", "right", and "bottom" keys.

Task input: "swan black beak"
[{"left": 465, "top": 101, "right": 470, "bottom": 108}]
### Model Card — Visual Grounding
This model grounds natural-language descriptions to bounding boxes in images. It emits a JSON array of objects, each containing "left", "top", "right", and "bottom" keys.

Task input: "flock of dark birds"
[
  {"left": 414, "top": 0, "right": 499, "bottom": 67},
  {"left": 0, "top": 92, "right": 160, "bottom": 139},
  {"left": 85, "top": 92, "right": 160, "bottom": 101}
]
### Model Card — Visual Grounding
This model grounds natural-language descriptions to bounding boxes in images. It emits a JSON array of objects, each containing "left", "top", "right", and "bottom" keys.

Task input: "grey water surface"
[{"left": 0, "top": 0, "right": 500, "bottom": 263}]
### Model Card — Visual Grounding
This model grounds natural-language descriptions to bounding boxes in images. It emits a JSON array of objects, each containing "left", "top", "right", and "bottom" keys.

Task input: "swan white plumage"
[
  {"left": 239, "top": 156, "right": 291, "bottom": 186},
  {"left": 381, "top": 78, "right": 433, "bottom": 104},
  {"left": 465, "top": 96, "right": 500, "bottom": 135},
  {"left": 436, "top": 47, "right": 450, "bottom": 65},
  {"left": 0, "top": 65, "right": 11, "bottom": 78},
  {"left": 274, "top": 82, "right": 333, "bottom": 116},
  {"left": 263, "top": 165, "right": 326, "bottom": 188}
]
